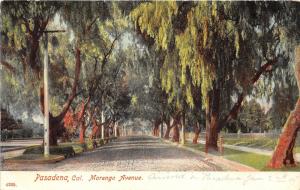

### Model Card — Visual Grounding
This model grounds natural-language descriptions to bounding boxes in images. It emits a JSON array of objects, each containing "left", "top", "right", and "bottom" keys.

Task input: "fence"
[{"left": 184, "top": 131, "right": 300, "bottom": 145}]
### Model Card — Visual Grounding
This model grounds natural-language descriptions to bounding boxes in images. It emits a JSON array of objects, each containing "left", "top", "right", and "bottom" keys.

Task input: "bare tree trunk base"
[
  {"left": 268, "top": 101, "right": 300, "bottom": 168},
  {"left": 164, "top": 127, "right": 171, "bottom": 139},
  {"left": 172, "top": 125, "right": 180, "bottom": 142}
]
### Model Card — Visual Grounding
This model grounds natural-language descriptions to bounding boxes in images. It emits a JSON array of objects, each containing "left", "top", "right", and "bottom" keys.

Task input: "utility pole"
[
  {"left": 42, "top": 30, "right": 65, "bottom": 157},
  {"left": 101, "top": 111, "right": 105, "bottom": 139},
  {"left": 43, "top": 33, "right": 50, "bottom": 157},
  {"left": 114, "top": 121, "right": 118, "bottom": 137}
]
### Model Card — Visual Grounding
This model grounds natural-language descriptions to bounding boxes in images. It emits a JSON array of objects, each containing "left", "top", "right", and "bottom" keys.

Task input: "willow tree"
[
  {"left": 265, "top": 2, "right": 300, "bottom": 168},
  {"left": 228, "top": 2, "right": 300, "bottom": 168},
  {"left": 131, "top": 1, "right": 238, "bottom": 150},
  {"left": 267, "top": 47, "right": 299, "bottom": 168},
  {"left": 1, "top": 1, "right": 74, "bottom": 145},
  {"left": 1, "top": 1, "right": 112, "bottom": 145},
  {"left": 131, "top": 1, "right": 299, "bottom": 152},
  {"left": 1, "top": 1, "right": 61, "bottom": 78},
  {"left": 125, "top": 44, "right": 163, "bottom": 135},
  {"left": 130, "top": 2, "right": 193, "bottom": 142},
  {"left": 62, "top": 2, "right": 129, "bottom": 143}
]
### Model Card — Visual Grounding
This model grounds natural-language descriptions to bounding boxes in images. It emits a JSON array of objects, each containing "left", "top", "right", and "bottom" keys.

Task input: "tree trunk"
[
  {"left": 208, "top": 112, "right": 219, "bottom": 151},
  {"left": 98, "top": 126, "right": 102, "bottom": 139},
  {"left": 49, "top": 121, "right": 58, "bottom": 146},
  {"left": 76, "top": 98, "right": 90, "bottom": 143},
  {"left": 284, "top": 127, "right": 298, "bottom": 166},
  {"left": 27, "top": 18, "right": 49, "bottom": 77},
  {"left": 170, "top": 113, "right": 181, "bottom": 142},
  {"left": 205, "top": 94, "right": 211, "bottom": 153},
  {"left": 181, "top": 113, "right": 186, "bottom": 145},
  {"left": 117, "top": 127, "right": 120, "bottom": 137},
  {"left": 105, "top": 125, "right": 110, "bottom": 138},
  {"left": 172, "top": 124, "right": 180, "bottom": 142},
  {"left": 216, "top": 59, "right": 278, "bottom": 133},
  {"left": 268, "top": 46, "right": 300, "bottom": 168},
  {"left": 79, "top": 123, "right": 87, "bottom": 144},
  {"left": 206, "top": 88, "right": 220, "bottom": 152},
  {"left": 40, "top": 91, "right": 60, "bottom": 146},
  {"left": 28, "top": 34, "right": 40, "bottom": 75},
  {"left": 90, "top": 118, "right": 100, "bottom": 139},
  {"left": 268, "top": 106, "right": 300, "bottom": 168},
  {"left": 39, "top": 47, "right": 81, "bottom": 146},
  {"left": 55, "top": 48, "right": 82, "bottom": 122},
  {"left": 152, "top": 126, "right": 156, "bottom": 136},
  {"left": 193, "top": 121, "right": 201, "bottom": 144},
  {"left": 49, "top": 128, "right": 58, "bottom": 146},
  {"left": 91, "top": 125, "right": 101, "bottom": 139},
  {"left": 152, "top": 119, "right": 160, "bottom": 137},
  {"left": 164, "top": 122, "right": 172, "bottom": 139},
  {"left": 48, "top": 116, "right": 63, "bottom": 146}
]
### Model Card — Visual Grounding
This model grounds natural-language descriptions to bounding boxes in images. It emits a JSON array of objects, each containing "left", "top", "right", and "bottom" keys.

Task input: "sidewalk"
[
  {"left": 162, "top": 138, "right": 258, "bottom": 171},
  {"left": 194, "top": 139, "right": 300, "bottom": 160},
  {"left": 0, "top": 139, "right": 42, "bottom": 160},
  {"left": 0, "top": 149, "right": 26, "bottom": 161}
]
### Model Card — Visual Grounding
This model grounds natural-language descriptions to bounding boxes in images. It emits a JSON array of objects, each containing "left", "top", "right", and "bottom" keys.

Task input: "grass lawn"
[
  {"left": 11, "top": 154, "right": 61, "bottom": 160},
  {"left": 23, "top": 138, "right": 110, "bottom": 159},
  {"left": 223, "top": 136, "right": 300, "bottom": 153},
  {"left": 185, "top": 142, "right": 300, "bottom": 171},
  {"left": 186, "top": 132, "right": 300, "bottom": 153},
  {"left": 59, "top": 142, "right": 85, "bottom": 153},
  {"left": 295, "top": 146, "right": 300, "bottom": 153},
  {"left": 59, "top": 138, "right": 103, "bottom": 152}
]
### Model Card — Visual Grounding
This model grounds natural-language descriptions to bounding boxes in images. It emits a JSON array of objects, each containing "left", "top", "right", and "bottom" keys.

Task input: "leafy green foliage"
[
  {"left": 239, "top": 100, "right": 272, "bottom": 132},
  {"left": 24, "top": 145, "right": 75, "bottom": 158},
  {"left": 130, "top": 2, "right": 177, "bottom": 50}
]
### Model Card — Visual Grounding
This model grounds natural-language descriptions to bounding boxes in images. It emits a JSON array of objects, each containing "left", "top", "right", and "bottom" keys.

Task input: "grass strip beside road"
[
  {"left": 186, "top": 133, "right": 300, "bottom": 153},
  {"left": 184, "top": 142, "right": 300, "bottom": 171}
]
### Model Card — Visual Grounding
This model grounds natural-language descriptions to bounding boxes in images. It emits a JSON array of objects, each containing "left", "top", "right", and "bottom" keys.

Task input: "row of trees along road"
[
  {"left": 130, "top": 1, "right": 300, "bottom": 168},
  {"left": 1, "top": 1, "right": 131, "bottom": 146},
  {"left": 1, "top": 1, "right": 299, "bottom": 169}
]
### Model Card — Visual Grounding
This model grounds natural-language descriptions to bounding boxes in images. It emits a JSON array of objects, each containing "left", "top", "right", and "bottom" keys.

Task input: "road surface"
[{"left": 2, "top": 136, "right": 224, "bottom": 171}]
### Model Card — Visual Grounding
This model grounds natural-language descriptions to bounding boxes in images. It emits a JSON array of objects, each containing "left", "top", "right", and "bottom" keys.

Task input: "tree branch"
[
  {"left": 86, "top": 17, "right": 99, "bottom": 33},
  {"left": 0, "top": 60, "right": 16, "bottom": 74},
  {"left": 217, "top": 58, "right": 278, "bottom": 132},
  {"left": 55, "top": 47, "right": 82, "bottom": 122}
]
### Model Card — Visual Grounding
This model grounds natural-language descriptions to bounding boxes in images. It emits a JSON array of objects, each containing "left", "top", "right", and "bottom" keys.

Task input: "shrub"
[
  {"left": 79, "top": 143, "right": 87, "bottom": 151},
  {"left": 22, "top": 128, "right": 33, "bottom": 138},
  {"left": 92, "top": 140, "right": 97, "bottom": 148},
  {"left": 98, "top": 139, "right": 104, "bottom": 146},
  {"left": 24, "top": 146, "right": 75, "bottom": 158},
  {"left": 1, "top": 128, "right": 33, "bottom": 140},
  {"left": 1, "top": 130, "right": 9, "bottom": 141},
  {"left": 13, "top": 130, "right": 23, "bottom": 138},
  {"left": 86, "top": 140, "right": 94, "bottom": 150}
]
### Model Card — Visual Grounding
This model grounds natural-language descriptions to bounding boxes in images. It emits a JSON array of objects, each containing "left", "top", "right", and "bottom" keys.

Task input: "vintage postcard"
[{"left": 0, "top": 1, "right": 300, "bottom": 190}]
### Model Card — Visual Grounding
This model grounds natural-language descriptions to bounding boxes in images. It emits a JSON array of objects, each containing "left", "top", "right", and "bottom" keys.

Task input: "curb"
[
  {"left": 0, "top": 147, "right": 27, "bottom": 153},
  {"left": 2, "top": 137, "right": 119, "bottom": 164},
  {"left": 160, "top": 138, "right": 258, "bottom": 171},
  {"left": 4, "top": 154, "right": 65, "bottom": 164}
]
